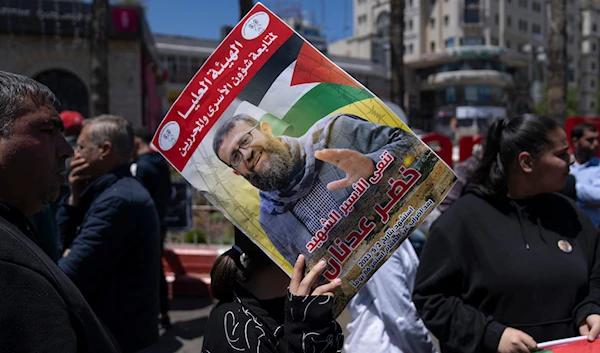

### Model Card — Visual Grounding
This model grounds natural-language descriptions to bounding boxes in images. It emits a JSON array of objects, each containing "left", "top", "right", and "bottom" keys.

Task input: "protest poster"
[
  {"left": 151, "top": 2, "right": 457, "bottom": 315},
  {"left": 538, "top": 336, "right": 600, "bottom": 353}
]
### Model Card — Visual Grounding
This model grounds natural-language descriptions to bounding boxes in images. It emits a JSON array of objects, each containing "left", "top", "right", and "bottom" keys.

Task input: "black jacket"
[
  {"left": 0, "top": 201, "right": 120, "bottom": 353},
  {"left": 133, "top": 152, "right": 172, "bottom": 232},
  {"left": 56, "top": 165, "right": 160, "bottom": 353},
  {"left": 413, "top": 190, "right": 600, "bottom": 353},
  {"left": 201, "top": 287, "right": 344, "bottom": 353}
]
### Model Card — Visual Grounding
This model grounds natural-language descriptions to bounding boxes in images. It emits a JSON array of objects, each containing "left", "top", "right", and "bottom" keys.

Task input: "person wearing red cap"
[{"left": 59, "top": 110, "right": 85, "bottom": 148}]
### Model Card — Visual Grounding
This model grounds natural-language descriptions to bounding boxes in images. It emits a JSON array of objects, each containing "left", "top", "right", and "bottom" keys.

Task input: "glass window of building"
[
  {"left": 431, "top": 41, "right": 436, "bottom": 51},
  {"left": 376, "top": 12, "right": 390, "bottom": 37},
  {"left": 444, "top": 15, "right": 449, "bottom": 26}
]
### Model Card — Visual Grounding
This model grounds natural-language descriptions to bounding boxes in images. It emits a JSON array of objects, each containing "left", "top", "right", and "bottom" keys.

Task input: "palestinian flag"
[{"left": 538, "top": 336, "right": 600, "bottom": 353}]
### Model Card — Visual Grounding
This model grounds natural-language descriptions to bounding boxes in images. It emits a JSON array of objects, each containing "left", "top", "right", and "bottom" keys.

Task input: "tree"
[
  {"left": 547, "top": 0, "right": 568, "bottom": 125},
  {"left": 239, "top": 0, "right": 254, "bottom": 20},
  {"left": 389, "top": 0, "right": 405, "bottom": 111},
  {"left": 90, "top": 0, "right": 109, "bottom": 117},
  {"left": 534, "top": 85, "right": 579, "bottom": 117}
]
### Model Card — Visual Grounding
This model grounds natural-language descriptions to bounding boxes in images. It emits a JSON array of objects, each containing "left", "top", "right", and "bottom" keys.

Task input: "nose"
[
  {"left": 57, "top": 135, "right": 74, "bottom": 159},
  {"left": 239, "top": 146, "right": 253, "bottom": 162}
]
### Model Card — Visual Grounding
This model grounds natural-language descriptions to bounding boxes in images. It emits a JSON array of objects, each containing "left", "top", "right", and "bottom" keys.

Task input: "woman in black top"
[
  {"left": 201, "top": 229, "right": 343, "bottom": 353},
  {"left": 414, "top": 116, "right": 600, "bottom": 353}
]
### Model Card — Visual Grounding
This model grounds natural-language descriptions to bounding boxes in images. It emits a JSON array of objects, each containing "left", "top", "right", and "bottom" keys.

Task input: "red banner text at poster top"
[{"left": 152, "top": 3, "right": 294, "bottom": 172}]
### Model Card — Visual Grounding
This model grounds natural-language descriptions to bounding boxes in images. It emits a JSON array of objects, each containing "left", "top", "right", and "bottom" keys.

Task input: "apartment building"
[{"left": 330, "top": 0, "right": 599, "bottom": 130}]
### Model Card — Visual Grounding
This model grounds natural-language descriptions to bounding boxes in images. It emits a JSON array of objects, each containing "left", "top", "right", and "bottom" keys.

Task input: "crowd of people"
[{"left": 2, "top": 69, "right": 600, "bottom": 353}]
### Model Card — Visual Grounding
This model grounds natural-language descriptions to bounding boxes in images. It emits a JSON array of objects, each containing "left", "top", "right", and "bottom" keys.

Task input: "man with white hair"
[{"left": 57, "top": 115, "right": 160, "bottom": 353}]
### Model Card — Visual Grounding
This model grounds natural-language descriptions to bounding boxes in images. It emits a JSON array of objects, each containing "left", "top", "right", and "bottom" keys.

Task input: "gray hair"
[
  {"left": 212, "top": 114, "right": 259, "bottom": 160},
  {"left": 84, "top": 115, "right": 134, "bottom": 163},
  {"left": 0, "top": 70, "right": 59, "bottom": 136}
]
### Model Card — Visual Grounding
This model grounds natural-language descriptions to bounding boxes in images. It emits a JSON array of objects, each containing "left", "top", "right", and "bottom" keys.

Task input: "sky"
[{"left": 143, "top": 0, "right": 353, "bottom": 43}]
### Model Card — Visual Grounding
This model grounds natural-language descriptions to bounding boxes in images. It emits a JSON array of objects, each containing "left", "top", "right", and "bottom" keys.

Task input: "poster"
[{"left": 151, "top": 2, "right": 456, "bottom": 315}]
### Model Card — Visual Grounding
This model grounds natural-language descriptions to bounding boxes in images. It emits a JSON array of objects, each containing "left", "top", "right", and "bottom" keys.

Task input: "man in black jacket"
[
  {"left": 132, "top": 125, "right": 173, "bottom": 328},
  {"left": 57, "top": 115, "right": 160, "bottom": 353},
  {"left": 0, "top": 70, "right": 120, "bottom": 352}
]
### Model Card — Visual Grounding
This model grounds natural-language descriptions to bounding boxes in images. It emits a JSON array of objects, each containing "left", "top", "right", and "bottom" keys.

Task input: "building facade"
[
  {"left": 0, "top": 0, "right": 165, "bottom": 130},
  {"left": 330, "top": 0, "right": 599, "bottom": 130},
  {"left": 154, "top": 31, "right": 392, "bottom": 112}
]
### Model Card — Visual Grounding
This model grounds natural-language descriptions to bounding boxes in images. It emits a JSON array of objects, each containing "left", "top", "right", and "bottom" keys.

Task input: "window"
[
  {"left": 532, "top": 1, "right": 541, "bottom": 12},
  {"left": 594, "top": 42, "right": 598, "bottom": 52},
  {"left": 430, "top": 17, "right": 436, "bottom": 28},
  {"left": 409, "top": 19, "right": 413, "bottom": 30},
  {"left": 431, "top": 0, "right": 436, "bottom": 4},
  {"left": 358, "top": 15, "right": 367, "bottom": 24},
  {"left": 532, "top": 24, "right": 541, "bottom": 34},
  {"left": 376, "top": 12, "right": 390, "bottom": 37},
  {"left": 409, "top": 43, "right": 414, "bottom": 53},
  {"left": 445, "top": 37, "right": 455, "bottom": 47},
  {"left": 465, "top": 86, "right": 478, "bottom": 102},
  {"left": 592, "top": 79, "right": 596, "bottom": 88},
  {"left": 519, "top": 0, "right": 528, "bottom": 8},
  {"left": 518, "top": 19, "right": 528, "bottom": 32},
  {"left": 592, "top": 61, "right": 596, "bottom": 71},
  {"left": 507, "top": 16, "right": 512, "bottom": 27},
  {"left": 409, "top": 0, "right": 413, "bottom": 6},
  {"left": 506, "top": 40, "right": 511, "bottom": 48},
  {"left": 491, "top": 36, "right": 499, "bottom": 45},
  {"left": 444, "top": 15, "right": 449, "bottom": 26},
  {"left": 431, "top": 41, "right": 436, "bottom": 51},
  {"left": 594, "top": 24, "right": 598, "bottom": 32},
  {"left": 495, "top": 14, "right": 499, "bottom": 25}
]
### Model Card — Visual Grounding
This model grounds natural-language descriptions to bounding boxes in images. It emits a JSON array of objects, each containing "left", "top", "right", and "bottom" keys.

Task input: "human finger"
[
  {"left": 289, "top": 254, "right": 305, "bottom": 295},
  {"left": 580, "top": 323, "right": 590, "bottom": 337},
  {"left": 588, "top": 319, "right": 600, "bottom": 341},
  {"left": 312, "top": 278, "right": 341, "bottom": 296},
  {"left": 520, "top": 332, "right": 537, "bottom": 351},
  {"left": 297, "top": 259, "right": 327, "bottom": 295},
  {"left": 70, "top": 162, "right": 90, "bottom": 177},
  {"left": 326, "top": 177, "right": 351, "bottom": 191},
  {"left": 315, "top": 149, "right": 341, "bottom": 166}
]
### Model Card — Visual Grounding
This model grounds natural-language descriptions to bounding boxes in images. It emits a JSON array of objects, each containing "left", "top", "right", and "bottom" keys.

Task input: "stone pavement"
[{"left": 139, "top": 296, "right": 214, "bottom": 353}]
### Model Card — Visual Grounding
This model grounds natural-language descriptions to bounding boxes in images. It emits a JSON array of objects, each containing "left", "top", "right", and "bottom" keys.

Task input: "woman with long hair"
[
  {"left": 201, "top": 229, "right": 344, "bottom": 353},
  {"left": 414, "top": 116, "right": 600, "bottom": 353}
]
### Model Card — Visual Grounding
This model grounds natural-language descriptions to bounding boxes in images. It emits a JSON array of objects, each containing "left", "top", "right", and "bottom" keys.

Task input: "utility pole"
[
  {"left": 390, "top": 0, "right": 406, "bottom": 110},
  {"left": 547, "top": 0, "right": 567, "bottom": 125},
  {"left": 90, "top": 0, "right": 109, "bottom": 117}
]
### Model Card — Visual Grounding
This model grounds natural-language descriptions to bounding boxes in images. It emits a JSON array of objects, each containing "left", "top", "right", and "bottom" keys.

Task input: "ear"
[
  {"left": 259, "top": 121, "right": 272, "bottom": 135},
  {"left": 99, "top": 141, "right": 112, "bottom": 160},
  {"left": 517, "top": 151, "right": 534, "bottom": 174}
]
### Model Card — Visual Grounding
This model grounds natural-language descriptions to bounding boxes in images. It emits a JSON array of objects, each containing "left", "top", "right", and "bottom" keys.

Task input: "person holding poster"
[
  {"left": 201, "top": 229, "right": 344, "bottom": 353},
  {"left": 414, "top": 116, "right": 600, "bottom": 353},
  {"left": 213, "top": 112, "right": 420, "bottom": 265}
]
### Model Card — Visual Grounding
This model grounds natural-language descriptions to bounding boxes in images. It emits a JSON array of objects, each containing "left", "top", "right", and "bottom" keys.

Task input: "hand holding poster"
[{"left": 152, "top": 2, "right": 457, "bottom": 316}]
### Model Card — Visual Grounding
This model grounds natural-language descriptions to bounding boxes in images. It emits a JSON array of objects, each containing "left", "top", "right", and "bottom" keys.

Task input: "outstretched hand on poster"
[{"left": 315, "top": 149, "right": 376, "bottom": 191}]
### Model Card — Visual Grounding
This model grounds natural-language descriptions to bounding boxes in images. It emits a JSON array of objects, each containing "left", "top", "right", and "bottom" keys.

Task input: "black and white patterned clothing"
[{"left": 201, "top": 287, "right": 344, "bottom": 353}]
